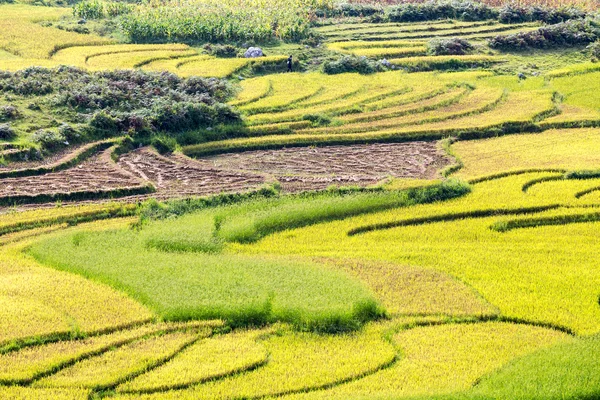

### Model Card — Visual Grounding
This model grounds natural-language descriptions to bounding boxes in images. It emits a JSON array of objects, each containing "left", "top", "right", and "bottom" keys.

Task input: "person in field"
[{"left": 287, "top": 55, "right": 293, "bottom": 72}]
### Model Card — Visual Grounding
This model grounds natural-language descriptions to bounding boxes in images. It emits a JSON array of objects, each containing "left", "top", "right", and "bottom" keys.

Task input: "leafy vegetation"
[
  {"left": 120, "top": 0, "right": 334, "bottom": 43},
  {"left": 0, "top": 67, "right": 237, "bottom": 150},
  {"left": 489, "top": 17, "right": 600, "bottom": 49}
]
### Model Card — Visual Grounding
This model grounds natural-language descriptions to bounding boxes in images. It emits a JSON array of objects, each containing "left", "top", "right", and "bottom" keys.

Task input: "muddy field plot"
[
  {"left": 203, "top": 142, "right": 450, "bottom": 192},
  {"left": 0, "top": 148, "right": 144, "bottom": 198},
  {"left": 117, "top": 148, "right": 267, "bottom": 199}
]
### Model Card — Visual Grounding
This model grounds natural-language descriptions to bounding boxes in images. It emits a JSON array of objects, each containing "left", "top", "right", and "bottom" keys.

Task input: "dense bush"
[
  {"left": 386, "top": 1, "right": 498, "bottom": 23},
  {"left": 489, "top": 18, "right": 600, "bottom": 49},
  {"left": 32, "top": 129, "right": 67, "bottom": 151},
  {"left": 316, "top": 2, "right": 384, "bottom": 18},
  {"left": 498, "top": 3, "right": 586, "bottom": 24},
  {"left": 151, "top": 135, "right": 178, "bottom": 154},
  {"left": 427, "top": 37, "right": 474, "bottom": 55},
  {"left": 323, "top": 55, "right": 385, "bottom": 74},
  {"left": 0, "top": 124, "right": 15, "bottom": 139},
  {"left": 0, "top": 67, "right": 239, "bottom": 142},
  {"left": 589, "top": 41, "right": 600, "bottom": 60},
  {"left": 0, "top": 105, "right": 19, "bottom": 121},
  {"left": 202, "top": 43, "right": 239, "bottom": 58}
]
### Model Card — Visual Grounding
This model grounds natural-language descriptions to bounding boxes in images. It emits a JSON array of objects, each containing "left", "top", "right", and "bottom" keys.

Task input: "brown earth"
[
  {"left": 0, "top": 148, "right": 143, "bottom": 197},
  {"left": 0, "top": 141, "right": 450, "bottom": 209},
  {"left": 117, "top": 148, "right": 267, "bottom": 200},
  {"left": 201, "top": 142, "right": 450, "bottom": 192}
]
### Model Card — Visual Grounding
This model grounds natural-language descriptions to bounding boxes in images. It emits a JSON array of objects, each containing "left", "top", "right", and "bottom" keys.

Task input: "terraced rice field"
[
  {"left": 318, "top": 20, "right": 539, "bottom": 70},
  {"left": 1, "top": 4, "right": 600, "bottom": 399}
]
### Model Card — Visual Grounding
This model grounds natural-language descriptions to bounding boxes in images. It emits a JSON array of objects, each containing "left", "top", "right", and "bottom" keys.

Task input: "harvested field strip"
[
  {"left": 116, "top": 330, "right": 269, "bottom": 394},
  {"left": 34, "top": 331, "right": 204, "bottom": 390},
  {"left": 287, "top": 322, "right": 569, "bottom": 399},
  {"left": 0, "top": 147, "right": 156, "bottom": 206},
  {"left": 0, "top": 322, "right": 214, "bottom": 384},
  {"left": 202, "top": 142, "right": 452, "bottom": 192},
  {"left": 116, "top": 325, "right": 397, "bottom": 400},
  {"left": 0, "top": 140, "right": 113, "bottom": 179},
  {"left": 117, "top": 148, "right": 266, "bottom": 200}
]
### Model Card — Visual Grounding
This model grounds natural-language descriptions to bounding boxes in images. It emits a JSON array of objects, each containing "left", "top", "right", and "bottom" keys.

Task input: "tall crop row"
[{"left": 121, "top": 0, "right": 335, "bottom": 43}]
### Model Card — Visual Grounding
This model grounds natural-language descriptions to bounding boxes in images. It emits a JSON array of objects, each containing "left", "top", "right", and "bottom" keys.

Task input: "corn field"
[{"left": 121, "top": 0, "right": 336, "bottom": 43}]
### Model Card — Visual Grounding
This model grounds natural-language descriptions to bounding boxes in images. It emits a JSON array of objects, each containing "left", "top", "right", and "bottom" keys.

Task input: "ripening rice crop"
[
  {"left": 117, "top": 324, "right": 396, "bottom": 400},
  {"left": 318, "top": 259, "right": 497, "bottom": 317},
  {"left": 0, "top": 321, "right": 216, "bottom": 385},
  {"left": 452, "top": 128, "right": 600, "bottom": 179},
  {"left": 51, "top": 44, "right": 192, "bottom": 67},
  {"left": 117, "top": 329, "right": 269, "bottom": 393},
  {"left": 0, "top": 232, "right": 152, "bottom": 348},
  {"left": 234, "top": 171, "right": 600, "bottom": 335},
  {"left": 0, "top": 5, "right": 112, "bottom": 59},
  {"left": 283, "top": 322, "right": 569, "bottom": 399},
  {"left": 0, "top": 387, "right": 89, "bottom": 400},
  {"left": 34, "top": 331, "right": 202, "bottom": 390}
]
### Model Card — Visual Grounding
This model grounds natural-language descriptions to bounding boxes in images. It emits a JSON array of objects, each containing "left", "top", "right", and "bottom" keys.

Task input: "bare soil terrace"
[
  {"left": 0, "top": 141, "right": 450, "bottom": 209},
  {"left": 203, "top": 142, "right": 450, "bottom": 192}
]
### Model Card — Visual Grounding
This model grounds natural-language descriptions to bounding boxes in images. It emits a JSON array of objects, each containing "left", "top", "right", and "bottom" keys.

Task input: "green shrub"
[
  {"left": 386, "top": 1, "right": 497, "bottom": 23},
  {"left": 323, "top": 55, "right": 382, "bottom": 74},
  {"left": 32, "top": 129, "right": 66, "bottom": 151},
  {"left": 202, "top": 43, "right": 239, "bottom": 58},
  {"left": 427, "top": 37, "right": 474, "bottom": 55},
  {"left": 151, "top": 135, "right": 177, "bottom": 154},
  {"left": 489, "top": 18, "right": 600, "bottom": 50},
  {"left": 588, "top": 41, "right": 600, "bottom": 60},
  {"left": 0, "top": 105, "right": 19, "bottom": 121},
  {"left": 0, "top": 123, "right": 15, "bottom": 139},
  {"left": 302, "top": 113, "right": 331, "bottom": 126}
]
